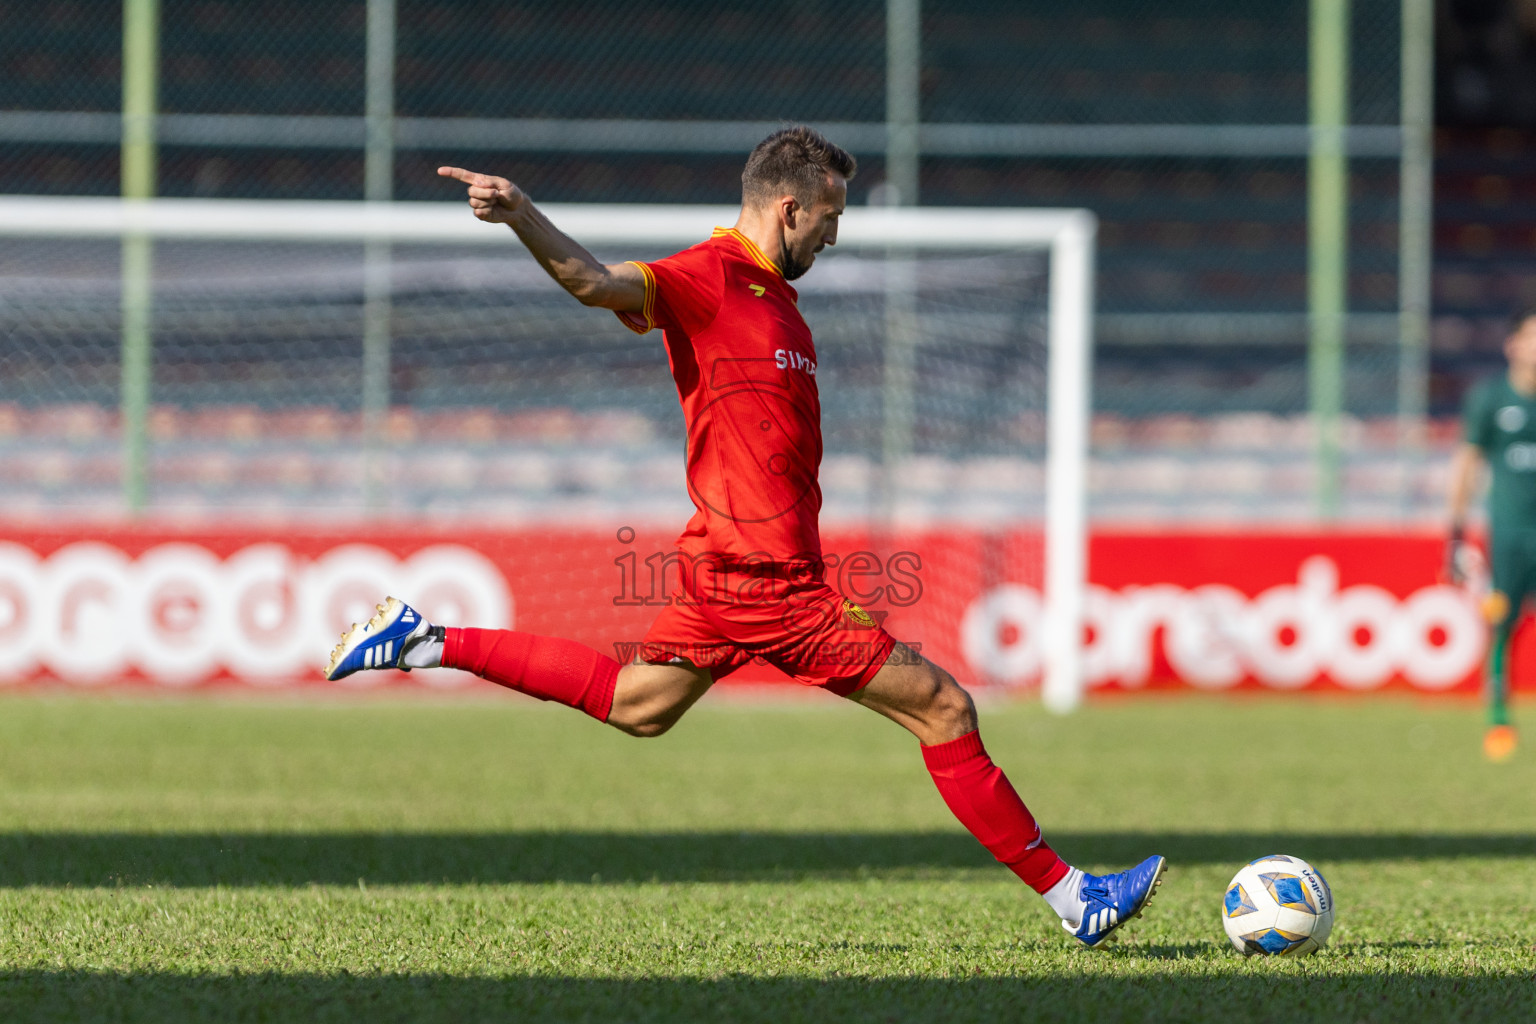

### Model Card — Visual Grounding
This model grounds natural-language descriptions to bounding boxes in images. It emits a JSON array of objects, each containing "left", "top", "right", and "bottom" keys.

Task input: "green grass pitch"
[{"left": 0, "top": 690, "right": 1532, "bottom": 1022}]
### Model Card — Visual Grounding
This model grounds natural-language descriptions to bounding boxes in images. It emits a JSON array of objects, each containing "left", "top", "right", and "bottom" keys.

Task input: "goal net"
[{"left": 0, "top": 197, "right": 1093, "bottom": 710}]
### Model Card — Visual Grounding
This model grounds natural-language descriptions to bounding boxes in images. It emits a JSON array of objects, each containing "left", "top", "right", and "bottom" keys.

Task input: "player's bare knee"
[
  {"left": 608, "top": 702, "right": 682, "bottom": 738},
  {"left": 613, "top": 718, "right": 670, "bottom": 739},
  {"left": 931, "top": 676, "right": 978, "bottom": 735},
  {"left": 609, "top": 715, "right": 663, "bottom": 738},
  {"left": 884, "top": 657, "right": 976, "bottom": 738}
]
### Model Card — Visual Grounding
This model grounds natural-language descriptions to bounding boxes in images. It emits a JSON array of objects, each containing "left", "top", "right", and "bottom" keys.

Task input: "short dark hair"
[
  {"left": 1512, "top": 306, "right": 1536, "bottom": 333},
  {"left": 741, "top": 125, "right": 856, "bottom": 207}
]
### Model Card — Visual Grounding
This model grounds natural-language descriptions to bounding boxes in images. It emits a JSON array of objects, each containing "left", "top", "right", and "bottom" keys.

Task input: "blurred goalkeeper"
[
  {"left": 323, "top": 125, "right": 1164, "bottom": 946},
  {"left": 1448, "top": 308, "right": 1536, "bottom": 762}
]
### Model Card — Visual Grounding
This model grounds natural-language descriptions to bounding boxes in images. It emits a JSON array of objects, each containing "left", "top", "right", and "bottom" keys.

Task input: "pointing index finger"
[{"left": 436, "top": 166, "right": 483, "bottom": 185}]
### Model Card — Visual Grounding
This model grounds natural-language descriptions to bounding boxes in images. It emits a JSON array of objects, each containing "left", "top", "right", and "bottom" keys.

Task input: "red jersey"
[{"left": 618, "top": 228, "right": 823, "bottom": 565}]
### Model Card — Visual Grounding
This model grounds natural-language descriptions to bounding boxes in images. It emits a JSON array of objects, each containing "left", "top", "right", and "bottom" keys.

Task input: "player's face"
[
  {"left": 1507, "top": 317, "right": 1536, "bottom": 374},
  {"left": 780, "top": 174, "right": 846, "bottom": 281}
]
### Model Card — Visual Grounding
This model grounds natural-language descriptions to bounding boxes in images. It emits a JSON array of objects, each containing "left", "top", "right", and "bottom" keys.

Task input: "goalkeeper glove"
[
  {"left": 1446, "top": 525, "right": 1463, "bottom": 584},
  {"left": 1445, "top": 525, "right": 1481, "bottom": 586}
]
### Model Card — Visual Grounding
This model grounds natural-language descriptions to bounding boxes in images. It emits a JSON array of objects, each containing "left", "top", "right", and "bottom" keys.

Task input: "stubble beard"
[{"left": 779, "top": 242, "right": 812, "bottom": 281}]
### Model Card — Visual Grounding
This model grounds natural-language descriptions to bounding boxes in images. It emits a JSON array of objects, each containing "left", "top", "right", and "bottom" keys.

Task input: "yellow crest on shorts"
[
  {"left": 1483, "top": 590, "right": 1511, "bottom": 625},
  {"left": 843, "top": 600, "right": 877, "bottom": 629}
]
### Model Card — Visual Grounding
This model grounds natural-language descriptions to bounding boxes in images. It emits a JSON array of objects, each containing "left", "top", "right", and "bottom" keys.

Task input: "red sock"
[
  {"left": 443, "top": 628, "right": 619, "bottom": 723},
  {"left": 922, "top": 729, "right": 1069, "bottom": 892}
]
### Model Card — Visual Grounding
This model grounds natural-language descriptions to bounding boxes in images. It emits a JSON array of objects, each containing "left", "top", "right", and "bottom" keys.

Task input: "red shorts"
[{"left": 639, "top": 561, "right": 898, "bottom": 696}]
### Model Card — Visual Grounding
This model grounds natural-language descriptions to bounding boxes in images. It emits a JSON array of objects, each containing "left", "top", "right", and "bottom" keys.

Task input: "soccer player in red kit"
[{"left": 326, "top": 126, "right": 1164, "bottom": 946}]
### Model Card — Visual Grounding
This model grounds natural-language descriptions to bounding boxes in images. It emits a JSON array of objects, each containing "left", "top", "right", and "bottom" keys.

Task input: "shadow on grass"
[
  {"left": 0, "top": 831, "right": 1531, "bottom": 887},
  {"left": 0, "top": 969, "right": 1531, "bottom": 1024}
]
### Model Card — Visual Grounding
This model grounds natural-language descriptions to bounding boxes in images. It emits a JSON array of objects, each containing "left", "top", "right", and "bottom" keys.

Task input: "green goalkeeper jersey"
[{"left": 1465, "top": 374, "right": 1536, "bottom": 535}]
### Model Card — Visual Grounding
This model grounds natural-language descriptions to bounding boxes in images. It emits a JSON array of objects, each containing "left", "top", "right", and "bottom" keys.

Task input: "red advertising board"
[{"left": 0, "top": 526, "right": 1503, "bottom": 695}]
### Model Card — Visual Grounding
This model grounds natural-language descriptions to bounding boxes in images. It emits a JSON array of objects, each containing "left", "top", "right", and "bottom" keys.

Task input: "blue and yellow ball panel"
[
  {"left": 1224, "top": 882, "right": 1259, "bottom": 918},
  {"left": 1238, "top": 928, "right": 1310, "bottom": 955},
  {"left": 1260, "top": 872, "right": 1318, "bottom": 913}
]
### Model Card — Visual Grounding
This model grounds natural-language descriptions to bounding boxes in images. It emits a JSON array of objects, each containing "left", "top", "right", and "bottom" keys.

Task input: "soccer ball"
[{"left": 1221, "top": 854, "right": 1334, "bottom": 956}]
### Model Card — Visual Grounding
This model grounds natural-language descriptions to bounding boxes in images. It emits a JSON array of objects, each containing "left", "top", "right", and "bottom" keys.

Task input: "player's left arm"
[
  {"left": 1448, "top": 442, "right": 1485, "bottom": 533},
  {"left": 1446, "top": 442, "right": 1486, "bottom": 583},
  {"left": 437, "top": 165, "right": 645, "bottom": 314}
]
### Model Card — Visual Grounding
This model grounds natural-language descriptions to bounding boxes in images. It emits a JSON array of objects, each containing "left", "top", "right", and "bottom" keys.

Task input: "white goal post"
[{"left": 0, "top": 196, "right": 1095, "bottom": 713}]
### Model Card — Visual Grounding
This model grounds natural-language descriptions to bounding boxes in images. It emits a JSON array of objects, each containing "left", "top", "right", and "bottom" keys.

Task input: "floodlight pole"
[
  {"left": 1397, "top": 0, "right": 1433, "bottom": 512},
  {"left": 885, "top": 0, "right": 920, "bottom": 205},
  {"left": 1309, "top": 0, "right": 1350, "bottom": 520},
  {"left": 121, "top": 0, "right": 159, "bottom": 515},
  {"left": 363, "top": 0, "right": 396, "bottom": 510},
  {"left": 879, "top": 0, "right": 921, "bottom": 522}
]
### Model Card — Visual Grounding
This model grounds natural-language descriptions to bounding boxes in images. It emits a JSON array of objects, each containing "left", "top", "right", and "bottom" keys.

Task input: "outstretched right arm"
[{"left": 437, "top": 166, "right": 645, "bottom": 314}]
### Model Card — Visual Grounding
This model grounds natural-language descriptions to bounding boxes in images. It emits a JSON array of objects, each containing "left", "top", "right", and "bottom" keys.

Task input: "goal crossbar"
[{"left": 0, "top": 195, "right": 1090, "bottom": 249}]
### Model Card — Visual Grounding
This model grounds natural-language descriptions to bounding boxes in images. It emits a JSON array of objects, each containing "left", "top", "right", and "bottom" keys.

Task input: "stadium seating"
[{"left": 0, "top": 403, "right": 1457, "bottom": 523}]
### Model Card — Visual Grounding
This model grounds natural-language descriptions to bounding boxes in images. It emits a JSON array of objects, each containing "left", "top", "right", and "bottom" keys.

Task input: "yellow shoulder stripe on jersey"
[
  {"left": 615, "top": 259, "right": 657, "bottom": 334},
  {"left": 713, "top": 227, "right": 781, "bottom": 276}
]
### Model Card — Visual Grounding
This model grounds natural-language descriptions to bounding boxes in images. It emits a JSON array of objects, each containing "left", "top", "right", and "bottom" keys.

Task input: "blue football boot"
[
  {"left": 1063, "top": 855, "right": 1167, "bottom": 948},
  {"left": 324, "top": 596, "right": 434, "bottom": 681}
]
